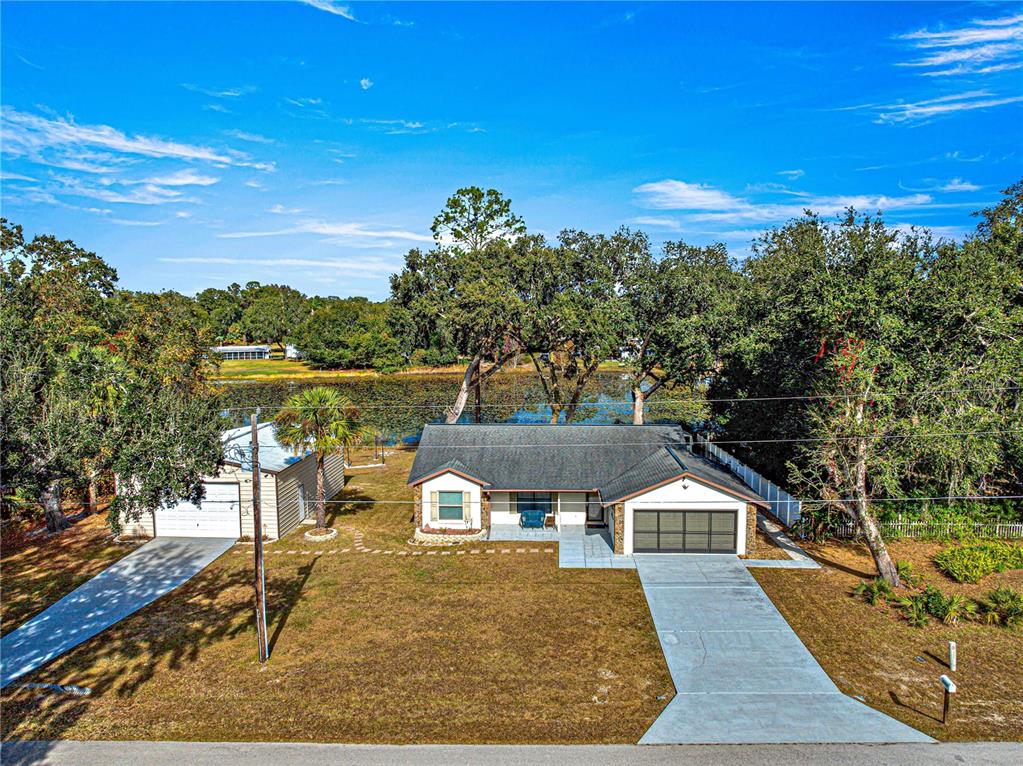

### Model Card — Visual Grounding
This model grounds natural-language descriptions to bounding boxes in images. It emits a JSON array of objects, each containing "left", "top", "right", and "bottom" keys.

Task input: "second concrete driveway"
[
  {"left": 1, "top": 537, "right": 234, "bottom": 688},
  {"left": 635, "top": 555, "right": 932, "bottom": 744}
]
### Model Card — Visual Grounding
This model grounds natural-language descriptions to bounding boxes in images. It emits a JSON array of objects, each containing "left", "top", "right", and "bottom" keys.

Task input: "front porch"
[{"left": 486, "top": 523, "right": 635, "bottom": 569}]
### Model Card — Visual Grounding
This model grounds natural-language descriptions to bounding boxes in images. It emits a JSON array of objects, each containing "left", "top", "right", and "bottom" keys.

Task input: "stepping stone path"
[{"left": 232, "top": 535, "right": 558, "bottom": 559}]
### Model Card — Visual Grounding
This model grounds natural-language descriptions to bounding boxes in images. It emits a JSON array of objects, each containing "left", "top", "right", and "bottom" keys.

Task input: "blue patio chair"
[{"left": 519, "top": 509, "right": 546, "bottom": 529}]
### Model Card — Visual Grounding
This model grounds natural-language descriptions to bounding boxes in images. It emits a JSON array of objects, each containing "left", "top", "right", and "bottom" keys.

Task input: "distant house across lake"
[{"left": 211, "top": 344, "right": 271, "bottom": 360}]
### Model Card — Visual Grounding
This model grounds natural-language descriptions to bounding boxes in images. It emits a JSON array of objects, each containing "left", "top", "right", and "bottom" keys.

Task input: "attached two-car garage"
[
  {"left": 154, "top": 481, "right": 242, "bottom": 538},
  {"left": 632, "top": 509, "right": 738, "bottom": 553}
]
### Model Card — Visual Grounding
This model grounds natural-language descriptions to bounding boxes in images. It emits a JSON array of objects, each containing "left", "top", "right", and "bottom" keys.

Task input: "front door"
[{"left": 586, "top": 494, "right": 605, "bottom": 526}]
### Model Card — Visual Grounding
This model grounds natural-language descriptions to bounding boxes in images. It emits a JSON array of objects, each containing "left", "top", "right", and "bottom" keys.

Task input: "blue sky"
[{"left": 2, "top": 1, "right": 1021, "bottom": 299}]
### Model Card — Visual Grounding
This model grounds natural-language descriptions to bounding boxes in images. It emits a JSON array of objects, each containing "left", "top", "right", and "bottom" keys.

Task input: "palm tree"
[{"left": 273, "top": 387, "right": 368, "bottom": 531}]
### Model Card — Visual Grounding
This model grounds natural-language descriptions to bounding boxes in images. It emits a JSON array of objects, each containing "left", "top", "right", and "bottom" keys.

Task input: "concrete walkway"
[
  {"left": 1, "top": 537, "right": 234, "bottom": 688},
  {"left": 635, "top": 555, "right": 932, "bottom": 744},
  {"left": 743, "top": 514, "right": 820, "bottom": 569},
  {"left": 4, "top": 741, "right": 1021, "bottom": 766},
  {"left": 558, "top": 526, "right": 635, "bottom": 569}
]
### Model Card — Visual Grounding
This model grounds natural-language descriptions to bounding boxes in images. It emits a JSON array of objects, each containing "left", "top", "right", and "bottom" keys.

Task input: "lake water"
[{"left": 218, "top": 371, "right": 693, "bottom": 444}]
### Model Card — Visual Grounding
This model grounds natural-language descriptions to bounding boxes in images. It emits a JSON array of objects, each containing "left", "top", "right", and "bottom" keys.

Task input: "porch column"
[
  {"left": 413, "top": 484, "right": 423, "bottom": 531},
  {"left": 613, "top": 503, "right": 625, "bottom": 555},
  {"left": 481, "top": 492, "right": 491, "bottom": 532},
  {"left": 745, "top": 503, "right": 757, "bottom": 557}
]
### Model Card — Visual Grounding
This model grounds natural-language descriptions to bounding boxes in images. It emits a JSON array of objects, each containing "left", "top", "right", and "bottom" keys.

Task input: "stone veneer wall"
[
  {"left": 746, "top": 503, "right": 757, "bottom": 557},
  {"left": 413, "top": 484, "right": 423, "bottom": 530},
  {"left": 481, "top": 492, "right": 491, "bottom": 532},
  {"left": 613, "top": 503, "right": 625, "bottom": 554}
]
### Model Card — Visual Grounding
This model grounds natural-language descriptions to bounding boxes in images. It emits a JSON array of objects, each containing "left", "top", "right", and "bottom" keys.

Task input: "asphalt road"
[{"left": 2, "top": 742, "right": 1022, "bottom": 766}]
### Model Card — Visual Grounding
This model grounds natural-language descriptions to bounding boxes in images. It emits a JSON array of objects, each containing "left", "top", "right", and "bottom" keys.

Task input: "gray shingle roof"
[{"left": 408, "top": 424, "right": 767, "bottom": 506}]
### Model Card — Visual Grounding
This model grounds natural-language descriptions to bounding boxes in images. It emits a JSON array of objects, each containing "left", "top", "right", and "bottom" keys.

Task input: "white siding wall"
[
  {"left": 118, "top": 508, "right": 155, "bottom": 537},
  {"left": 117, "top": 452, "right": 346, "bottom": 542},
  {"left": 558, "top": 492, "right": 587, "bottom": 527},
  {"left": 623, "top": 477, "right": 746, "bottom": 556},
  {"left": 230, "top": 464, "right": 280, "bottom": 540},
  {"left": 275, "top": 451, "right": 347, "bottom": 539},
  {"left": 489, "top": 491, "right": 515, "bottom": 525},
  {"left": 420, "top": 473, "right": 482, "bottom": 529},
  {"left": 117, "top": 464, "right": 264, "bottom": 539}
]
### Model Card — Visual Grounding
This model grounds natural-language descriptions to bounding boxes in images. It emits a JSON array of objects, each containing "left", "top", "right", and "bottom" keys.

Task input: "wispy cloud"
[
  {"left": 217, "top": 219, "right": 432, "bottom": 245},
  {"left": 299, "top": 1, "right": 357, "bottom": 22},
  {"left": 0, "top": 170, "right": 39, "bottom": 182},
  {"left": 894, "top": 13, "right": 1023, "bottom": 78},
  {"left": 360, "top": 78, "right": 374, "bottom": 91},
  {"left": 181, "top": 83, "right": 256, "bottom": 98},
  {"left": 777, "top": 169, "right": 804, "bottom": 180},
  {"left": 285, "top": 97, "right": 323, "bottom": 108},
  {"left": 1, "top": 107, "right": 273, "bottom": 170},
  {"left": 224, "top": 129, "right": 275, "bottom": 144},
  {"left": 360, "top": 117, "right": 427, "bottom": 134},
  {"left": 159, "top": 255, "right": 401, "bottom": 277},
  {"left": 867, "top": 90, "right": 1023, "bottom": 124},
  {"left": 139, "top": 170, "right": 220, "bottom": 187},
  {"left": 633, "top": 178, "right": 943, "bottom": 225},
  {"left": 268, "top": 204, "right": 303, "bottom": 214},
  {"left": 631, "top": 180, "right": 744, "bottom": 211},
  {"left": 901, "top": 177, "right": 982, "bottom": 193}
]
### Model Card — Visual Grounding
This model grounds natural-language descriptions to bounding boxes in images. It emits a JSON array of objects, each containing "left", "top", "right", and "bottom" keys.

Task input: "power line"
[
  {"left": 221, "top": 428, "right": 1023, "bottom": 449},
  {"left": 219, "top": 384, "right": 1019, "bottom": 411},
  {"left": 8, "top": 494, "right": 1023, "bottom": 509}
]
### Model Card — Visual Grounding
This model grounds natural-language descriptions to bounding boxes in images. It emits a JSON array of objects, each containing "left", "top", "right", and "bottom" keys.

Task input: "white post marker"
[
  {"left": 940, "top": 674, "right": 957, "bottom": 724},
  {"left": 948, "top": 640, "right": 957, "bottom": 672}
]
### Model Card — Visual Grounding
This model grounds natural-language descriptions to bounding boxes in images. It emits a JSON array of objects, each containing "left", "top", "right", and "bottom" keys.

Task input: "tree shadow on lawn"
[
  {"left": 324, "top": 486, "right": 415, "bottom": 533},
  {"left": 0, "top": 552, "right": 317, "bottom": 745}
]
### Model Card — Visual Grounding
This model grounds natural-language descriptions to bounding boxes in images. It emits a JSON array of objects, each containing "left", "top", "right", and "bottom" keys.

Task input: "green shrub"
[
  {"left": 933, "top": 542, "right": 1023, "bottom": 583},
  {"left": 896, "top": 595, "right": 932, "bottom": 627},
  {"left": 896, "top": 559, "right": 921, "bottom": 586},
  {"left": 920, "top": 585, "right": 976, "bottom": 625},
  {"left": 978, "top": 586, "right": 1023, "bottom": 629},
  {"left": 853, "top": 578, "right": 894, "bottom": 606}
]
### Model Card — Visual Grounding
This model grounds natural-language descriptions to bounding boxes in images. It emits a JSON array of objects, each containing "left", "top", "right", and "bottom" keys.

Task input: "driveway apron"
[
  {"left": 635, "top": 555, "right": 932, "bottom": 744},
  {"left": 1, "top": 537, "right": 234, "bottom": 687}
]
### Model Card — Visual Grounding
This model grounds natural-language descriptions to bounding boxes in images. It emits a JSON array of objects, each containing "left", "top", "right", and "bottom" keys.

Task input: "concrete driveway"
[
  {"left": 635, "top": 555, "right": 932, "bottom": 744},
  {"left": 1, "top": 537, "right": 234, "bottom": 688}
]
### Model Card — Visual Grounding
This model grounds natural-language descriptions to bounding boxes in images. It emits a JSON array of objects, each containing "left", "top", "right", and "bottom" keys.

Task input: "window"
[
  {"left": 515, "top": 492, "right": 552, "bottom": 514},
  {"left": 437, "top": 491, "right": 464, "bottom": 521}
]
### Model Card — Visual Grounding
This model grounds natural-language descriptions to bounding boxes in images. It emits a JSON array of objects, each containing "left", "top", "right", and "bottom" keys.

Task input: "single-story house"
[
  {"left": 407, "top": 424, "right": 768, "bottom": 555},
  {"left": 211, "top": 344, "right": 271, "bottom": 360},
  {"left": 119, "top": 423, "right": 346, "bottom": 540}
]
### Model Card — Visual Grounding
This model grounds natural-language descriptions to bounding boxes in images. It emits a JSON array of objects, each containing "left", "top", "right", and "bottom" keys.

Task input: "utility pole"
[{"left": 251, "top": 412, "right": 269, "bottom": 663}]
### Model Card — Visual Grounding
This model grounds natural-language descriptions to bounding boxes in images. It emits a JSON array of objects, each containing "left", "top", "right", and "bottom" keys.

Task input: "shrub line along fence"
[
  {"left": 834, "top": 519, "right": 1023, "bottom": 541},
  {"left": 690, "top": 434, "right": 1022, "bottom": 541},
  {"left": 692, "top": 433, "right": 802, "bottom": 527}
]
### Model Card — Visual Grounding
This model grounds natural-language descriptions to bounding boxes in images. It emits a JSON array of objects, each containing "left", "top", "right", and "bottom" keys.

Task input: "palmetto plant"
[
  {"left": 274, "top": 387, "right": 368, "bottom": 530},
  {"left": 853, "top": 578, "right": 894, "bottom": 606}
]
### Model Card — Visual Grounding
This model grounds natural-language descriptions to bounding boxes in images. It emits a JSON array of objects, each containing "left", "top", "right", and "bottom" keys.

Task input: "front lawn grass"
[
  {"left": 1, "top": 511, "right": 134, "bottom": 637},
  {"left": 1, "top": 450, "right": 672, "bottom": 743},
  {"left": 753, "top": 538, "right": 1023, "bottom": 741}
]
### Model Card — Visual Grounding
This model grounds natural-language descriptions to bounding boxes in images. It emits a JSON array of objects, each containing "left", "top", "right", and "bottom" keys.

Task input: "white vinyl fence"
[
  {"left": 835, "top": 518, "right": 1023, "bottom": 541},
  {"left": 692, "top": 434, "right": 802, "bottom": 527}
]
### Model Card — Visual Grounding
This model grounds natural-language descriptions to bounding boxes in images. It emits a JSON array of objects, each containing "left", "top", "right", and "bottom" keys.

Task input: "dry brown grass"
[
  {"left": 746, "top": 528, "right": 791, "bottom": 560},
  {"left": 1, "top": 450, "right": 672, "bottom": 743},
  {"left": 1, "top": 512, "right": 134, "bottom": 637},
  {"left": 753, "top": 538, "right": 1023, "bottom": 741}
]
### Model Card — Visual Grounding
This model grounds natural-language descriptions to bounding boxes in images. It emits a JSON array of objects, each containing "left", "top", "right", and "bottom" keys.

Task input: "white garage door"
[{"left": 156, "top": 482, "right": 241, "bottom": 538}]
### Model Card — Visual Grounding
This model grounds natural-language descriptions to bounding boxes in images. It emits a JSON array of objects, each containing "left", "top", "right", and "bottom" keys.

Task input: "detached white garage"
[
  {"left": 155, "top": 481, "right": 242, "bottom": 538},
  {"left": 119, "top": 423, "right": 348, "bottom": 541}
]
